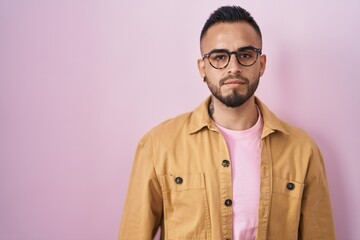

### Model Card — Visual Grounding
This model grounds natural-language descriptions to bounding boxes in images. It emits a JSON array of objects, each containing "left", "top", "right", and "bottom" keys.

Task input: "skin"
[{"left": 197, "top": 21, "right": 267, "bottom": 131}]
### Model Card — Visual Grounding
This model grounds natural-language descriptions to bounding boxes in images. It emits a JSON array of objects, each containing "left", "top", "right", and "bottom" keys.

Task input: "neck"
[{"left": 209, "top": 95, "right": 258, "bottom": 131}]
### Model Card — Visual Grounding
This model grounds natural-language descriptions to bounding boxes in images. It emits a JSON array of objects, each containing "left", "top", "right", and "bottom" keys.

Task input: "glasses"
[{"left": 203, "top": 46, "right": 262, "bottom": 69}]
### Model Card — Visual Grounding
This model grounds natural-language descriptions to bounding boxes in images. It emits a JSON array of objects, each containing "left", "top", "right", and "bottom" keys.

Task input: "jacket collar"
[{"left": 188, "top": 96, "right": 289, "bottom": 138}]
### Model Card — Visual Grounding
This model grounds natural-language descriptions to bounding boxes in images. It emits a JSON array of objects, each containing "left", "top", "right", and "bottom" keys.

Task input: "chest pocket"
[{"left": 160, "top": 173, "right": 210, "bottom": 240}]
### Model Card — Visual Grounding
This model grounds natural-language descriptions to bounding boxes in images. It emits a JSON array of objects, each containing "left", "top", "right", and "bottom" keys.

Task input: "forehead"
[{"left": 201, "top": 21, "right": 261, "bottom": 53}]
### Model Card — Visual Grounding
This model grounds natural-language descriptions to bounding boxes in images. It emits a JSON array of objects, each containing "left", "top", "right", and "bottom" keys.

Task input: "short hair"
[{"left": 200, "top": 6, "right": 262, "bottom": 42}]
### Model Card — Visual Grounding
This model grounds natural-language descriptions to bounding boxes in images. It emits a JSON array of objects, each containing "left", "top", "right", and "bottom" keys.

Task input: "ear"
[
  {"left": 197, "top": 58, "right": 206, "bottom": 78},
  {"left": 259, "top": 54, "right": 267, "bottom": 77}
]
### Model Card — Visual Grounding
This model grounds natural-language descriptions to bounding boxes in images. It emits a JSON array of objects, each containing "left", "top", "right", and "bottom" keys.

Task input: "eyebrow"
[{"left": 208, "top": 45, "right": 257, "bottom": 54}]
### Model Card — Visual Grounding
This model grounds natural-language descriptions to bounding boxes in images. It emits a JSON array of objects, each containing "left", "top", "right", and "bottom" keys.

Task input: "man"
[{"left": 119, "top": 6, "right": 335, "bottom": 240}]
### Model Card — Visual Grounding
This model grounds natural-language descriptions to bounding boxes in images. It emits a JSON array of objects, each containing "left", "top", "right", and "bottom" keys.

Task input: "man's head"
[
  {"left": 200, "top": 6, "right": 262, "bottom": 50},
  {"left": 198, "top": 6, "right": 266, "bottom": 108}
]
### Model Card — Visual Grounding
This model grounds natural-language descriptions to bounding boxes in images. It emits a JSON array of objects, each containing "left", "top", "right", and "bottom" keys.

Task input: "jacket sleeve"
[
  {"left": 299, "top": 144, "right": 336, "bottom": 239},
  {"left": 118, "top": 134, "right": 163, "bottom": 240}
]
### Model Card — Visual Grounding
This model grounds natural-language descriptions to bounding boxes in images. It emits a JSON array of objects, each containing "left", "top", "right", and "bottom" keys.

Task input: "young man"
[{"left": 119, "top": 6, "right": 335, "bottom": 240}]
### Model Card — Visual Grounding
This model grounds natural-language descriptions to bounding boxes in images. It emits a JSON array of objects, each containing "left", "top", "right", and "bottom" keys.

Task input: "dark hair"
[{"left": 200, "top": 6, "right": 262, "bottom": 42}]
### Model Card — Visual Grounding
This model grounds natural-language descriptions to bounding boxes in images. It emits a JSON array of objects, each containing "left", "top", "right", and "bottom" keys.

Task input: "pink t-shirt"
[{"left": 215, "top": 111, "right": 263, "bottom": 240}]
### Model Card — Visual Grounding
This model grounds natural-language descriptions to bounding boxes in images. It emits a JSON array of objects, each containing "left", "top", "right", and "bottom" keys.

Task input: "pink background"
[{"left": 1, "top": 1, "right": 360, "bottom": 239}]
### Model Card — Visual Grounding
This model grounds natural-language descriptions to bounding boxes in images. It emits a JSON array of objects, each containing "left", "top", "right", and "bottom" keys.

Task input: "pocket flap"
[
  {"left": 273, "top": 177, "right": 304, "bottom": 199},
  {"left": 161, "top": 173, "right": 205, "bottom": 192}
]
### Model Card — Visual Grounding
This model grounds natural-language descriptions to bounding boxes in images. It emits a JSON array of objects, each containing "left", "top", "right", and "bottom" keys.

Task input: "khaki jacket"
[{"left": 119, "top": 97, "right": 335, "bottom": 240}]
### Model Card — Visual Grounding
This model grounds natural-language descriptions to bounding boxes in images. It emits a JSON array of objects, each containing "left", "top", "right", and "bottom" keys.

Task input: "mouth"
[
  {"left": 223, "top": 79, "right": 246, "bottom": 85},
  {"left": 220, "top": 76, "right": 249, "bottom": 86}
]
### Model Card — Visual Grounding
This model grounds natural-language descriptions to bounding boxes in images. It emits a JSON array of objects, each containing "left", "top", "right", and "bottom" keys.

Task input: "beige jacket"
[{"left": 119, "top": 97, "right": 335, "bottom": 240}]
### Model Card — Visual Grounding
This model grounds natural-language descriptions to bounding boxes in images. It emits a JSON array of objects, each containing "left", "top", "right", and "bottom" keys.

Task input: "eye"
[
  {"left": 211, "top": 53, "right": 228, "bottom": 61},
  {"left": 240, "top": 53, "right": 252, "bottom": 59},
  {"left": 239, "top": 50, "right": 254, "bottom": 58}
]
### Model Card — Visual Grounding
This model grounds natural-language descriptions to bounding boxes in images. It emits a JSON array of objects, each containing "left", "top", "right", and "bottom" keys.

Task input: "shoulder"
[
  {"left": 139, "top": 98, "right": 211, "bottom": 145},
  {"left": 269, "top": 117, "right": 324, "bottom": 176},
  {"left": 138, "top": 111, "right": 193, "bottom": 146}
]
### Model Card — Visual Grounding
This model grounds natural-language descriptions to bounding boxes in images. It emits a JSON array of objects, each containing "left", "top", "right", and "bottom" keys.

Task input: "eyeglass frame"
[{"left": 202, "top": 46, "right": 262, "bottom": 69}]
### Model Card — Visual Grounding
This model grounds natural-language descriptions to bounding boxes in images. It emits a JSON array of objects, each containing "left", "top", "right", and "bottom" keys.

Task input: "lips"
[
  {"left": 219, "top": 75, "right": 249, "bottom": 86},
  {"left": 223, "top": 79, "right": 245, "bottom": 85}
]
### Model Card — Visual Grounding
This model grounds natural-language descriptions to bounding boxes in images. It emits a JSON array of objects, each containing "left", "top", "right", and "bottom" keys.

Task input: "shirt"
[
  {"left": 215, "top": 111, "right": 263, "bottom": 240},
  {"left": 119, "top": 96, "right": 335, "bottom": 240}
]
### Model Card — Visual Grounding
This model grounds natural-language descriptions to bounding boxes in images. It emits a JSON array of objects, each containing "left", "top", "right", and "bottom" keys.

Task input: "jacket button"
[
  {"left": 224, "top": 199, "right": 232, "bottom": 207},
  {"left": 287, "top": 182, "right": 295, "bottom": 190},
  {"left": 222, "top": 160, "right": 230, "bottom": 167},
  {"left": 175, "top": 177, "right": 183, "bottom": 184}
]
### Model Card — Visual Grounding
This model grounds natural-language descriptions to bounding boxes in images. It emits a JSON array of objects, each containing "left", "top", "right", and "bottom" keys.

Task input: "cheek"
[
  {"left": 248, "top": 64, "right": 263, "bottom": 78},
  {"left": 205, "top": 67, "right": 224, "bottom": 80},
  {"left": 205, "top": 73, "right": 219, "bottom": 85}
]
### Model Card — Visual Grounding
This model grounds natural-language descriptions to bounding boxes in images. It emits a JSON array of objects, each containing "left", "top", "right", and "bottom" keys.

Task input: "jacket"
[{"left": 119, "top": 96, "right": 335, "bottom": 240}]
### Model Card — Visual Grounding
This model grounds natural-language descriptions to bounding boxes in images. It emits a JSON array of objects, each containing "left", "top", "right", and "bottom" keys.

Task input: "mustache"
[{"left": 219, "top": 75, "right": 249, "bottom": 86}]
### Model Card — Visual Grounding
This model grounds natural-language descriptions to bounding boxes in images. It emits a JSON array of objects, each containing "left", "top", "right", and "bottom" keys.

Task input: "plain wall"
[{"left": 1, "top": 0, "right": 360, "bottom": 239}]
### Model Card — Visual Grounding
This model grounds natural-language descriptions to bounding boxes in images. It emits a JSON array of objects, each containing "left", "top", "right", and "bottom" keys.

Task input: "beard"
[{"left": 205, "top": 74, "right": 260, "bottom": 108}]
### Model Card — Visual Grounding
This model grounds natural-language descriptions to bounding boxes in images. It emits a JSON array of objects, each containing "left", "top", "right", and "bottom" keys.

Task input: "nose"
[{"left": 226, "top": 52, "right": 242, "bottom": 74}]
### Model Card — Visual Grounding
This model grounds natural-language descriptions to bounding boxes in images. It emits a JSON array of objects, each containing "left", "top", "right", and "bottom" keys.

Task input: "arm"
[
  {"left": 119, "top": 135, "right": 163, "bottom": 240},
  {"left": 299, "top": 145, "right": 336, "bottom": 239}
]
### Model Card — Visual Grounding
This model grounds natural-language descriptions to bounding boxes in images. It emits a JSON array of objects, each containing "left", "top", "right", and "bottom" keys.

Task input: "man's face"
[{"left": 198, "top": 22, "right": 266, "bottom": 108}]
